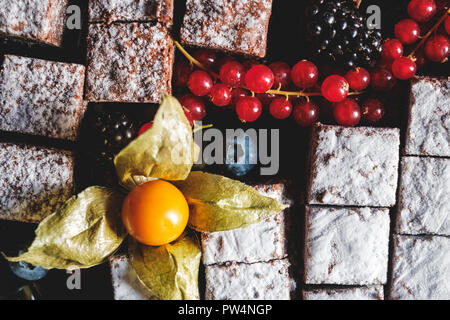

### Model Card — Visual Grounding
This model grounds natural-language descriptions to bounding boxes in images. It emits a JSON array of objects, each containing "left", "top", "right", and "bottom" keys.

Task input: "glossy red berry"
[
  {"left": 424, "top": 34, "right": 450, "bottom": 62},
  {"left": 381, "top": 39, "right": 404, "bottom": 61},
  {"left": 345, "top": 67, "right": 370, "bottom": 91},
  {"left": 370, "top": 68, "right": 397, "bottom": 91},
  {"left": 362, "top": 98, "right": 385, "bottom": 123},
  {"left": 215, "top": 56, "right": 237, "bottom": 72},
  {"left": 269, "top": 62, "right": 291, "bottom": 89},
  {"left": 220, "top": 61, "right": 245, "bottom": 87},
  {"left": 173, "top": 61, "right": 192, "bottom": 87},
  {"left": 293, "top": 101, "right": 319, "bottom": 127},
  {"left": 236, "top": 96, "right": 262, "bottom": 122},
  {"left": 245, "top": 65, "right": 275, "bottom": 93},
  {"left": 269, "top": 97, "right": 292, "bottom": 119},
  {"left": 291, "top": 60, "right": 318, "bottom": 89},
  {"left": 392, "top": 57, "right": 417, "bottom": 80},
  {"left": 210, "top": 84, "right": 232, "bottom": 107},
  {"left": 188, "top": 70, "right": 213, "bottom": 96},
  {"left": 395, "top": 19, "right": 420, "bottom": 45},
  {"left": 230, "top": 88, "right": 248, "bottom": 106},
  {"left": 333, "top": 98, "right": 361, "bottom": 126},
  {"left": 193, "top": 49, "right": 217, "bottom": 69},
  {"left": 407, "top": 0, "right": 436, "bottom": 22},
  {"left": 321, "top": 75, "right": 349, "bottom": 102},
  {"left": 178, "top": 94, "right": 207, "bottom": 121},
  {"left": 138, "top": 122, "right": 153, "bottom": 136},
  {"left": 445, "top": 16, "right": 450, "bottom": 35}
]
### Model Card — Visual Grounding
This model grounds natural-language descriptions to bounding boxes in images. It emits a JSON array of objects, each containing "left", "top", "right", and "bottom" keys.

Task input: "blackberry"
[{"left": 305, "top": 0, "right": 382, "bottom": 68}]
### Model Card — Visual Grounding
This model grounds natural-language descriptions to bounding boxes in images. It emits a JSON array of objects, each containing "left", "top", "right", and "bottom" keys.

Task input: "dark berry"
[
  {"left": 173, "top": 61, "right": 192, "bottom": 87},
  {"left": 362, "top": 98, "right": 385, "bottom": 123},
  {"left": 269, "top": 62, "right": 291, "bottom": 89},
  {"left": 293, "top": 101, "right": 319, "bottom": 127},
  {"left": 370, "top": 68, "right": 397, "bottom": 91},
  {"left": 193, "top": 49, "right": 217, "bottom": 69}
]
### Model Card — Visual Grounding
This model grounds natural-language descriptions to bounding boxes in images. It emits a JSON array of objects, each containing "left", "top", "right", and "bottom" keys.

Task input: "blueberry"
[
  {"left": 8, "top": 256, "right": 48, "bottom": 281},
  {"left": 225, "top": 132, "right": 257, "bottom": 177}
]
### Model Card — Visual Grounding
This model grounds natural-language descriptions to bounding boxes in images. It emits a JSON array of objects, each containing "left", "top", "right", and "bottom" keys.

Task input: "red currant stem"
[
  {"left": 174, "top": 40, "right": 220, "bottom": 79},
  {"left": 193, "top": 123, "right": 213, "bottom": 133},
  {"left": 408, "top": 9, "right": 450, "bottom": 59}
]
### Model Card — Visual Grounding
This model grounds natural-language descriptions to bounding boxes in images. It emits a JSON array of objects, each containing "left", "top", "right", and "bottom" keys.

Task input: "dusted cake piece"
[
  {"left": 307, "top": 124, "right": 400, "bottom": 207},
  {"left": 0, "top": 0, "right": 67, "bottom": 46},
  {"left": 390, "top": 235, "right": 450, "bottom": 300},
  {"left": 85, "top": 22, "right": 173, "bottom": 103},
  {"left": 397, "top": 157, "right": 450, "bottom": 236},
  {"left": 180, "top": 0, "right": 273, "bottom": 57},
  {"left": 89, "top": 0, "right": 173, "bottom": 24},
  {"left": 205, "top": 259, "right": 292, "bottom": 300},
  {"left": 0, "top": 55, "right": 86, "bottom": 141},
  {"left": 109, "top": 254, "right": 154, "bottom": 300},
  {"left": 405, "top": 76, "right": 450, "bottom": 157},
  {"left": 202, "top": 182, "right": 292, "bottom": 265},
  {"left": 303, "top": 286, "right": 384, "bottom": 300},
  {"left": 304, "top": 206, "right": 390, "bottom": 285},
  {"left": 0, "top": 143, "right": 74, "bottom": 223}
]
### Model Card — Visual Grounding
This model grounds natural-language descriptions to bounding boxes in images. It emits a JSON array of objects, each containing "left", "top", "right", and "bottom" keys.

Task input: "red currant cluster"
[{"left": 379, "top": 0, "right": 449, "bottom": 80}]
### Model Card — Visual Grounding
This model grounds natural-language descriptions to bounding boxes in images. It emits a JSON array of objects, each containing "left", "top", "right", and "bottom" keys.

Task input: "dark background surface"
[{"left": 0, "top": 0, "right": 448, "bottom": 299}]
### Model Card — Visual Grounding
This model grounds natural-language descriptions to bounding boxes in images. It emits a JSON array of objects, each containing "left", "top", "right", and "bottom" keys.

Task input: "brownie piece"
[
  {"left": 0, "top": 143, "right": 74, "bottom": 223},
  {"left": 85, "top": 22, "right": 173, "bottom": 103},
  {"left": 304, "top": 206, "right": 390, "bottom": 285},
  {"left": 180, "top": 0, "right": 273, "bottom": 57},
  {"left": 0, "top": 0, "right": 67, "bottom": 46},
  {"left": 109, "top": 254, "right": 155, "bottom": 300},
  {"left": 89, "top": 0, "right": 173, "bottom": 24},
  {"left": 390, "top": 235, "right": 450, "bottom": 300},
  {"left": 0, "top": 55, "right": 86, "bottom": 141},
  {"left": 307, "top": 124, "right": 400, "bottom": 207},
  {"left": 205, "top": 259, "right": 292, "bottom": 300},
  {"left": 202, "top": 182, "right": 292, "bottom": 265},
  {"left": 303, "top": 286, "right": 384, "bottom": 300},
  {"left": 405, "top": 76, "right": 450, "bottom": 157},
  {"left": 396, "top": 157, "right": 450, "bottom": 236}
]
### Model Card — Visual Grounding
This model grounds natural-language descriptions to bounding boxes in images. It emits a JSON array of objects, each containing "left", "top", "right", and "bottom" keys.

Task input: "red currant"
[
  {"left": 173, "top": 61, "right": 192, "bottom": 87},
  {"left": 321, "top": 75, "right": 349, "bottom": 102},
  {"left": 215, "top": 56, "right": 237, "bottom": 71},
  {"left": 256, "top": 92, "right": 276, "bottom": 108},
  {"left": 188, "top": 70, "right": 213, "bottom": 96},
  {"left": 245, "top": 65, "right": 275, "bottom": 93},
  {"left": 220, "top": 61, "right": 245, "bottom": 87},
  {"left": 362, "top": 98, "right": 385, "bottom": 123},
  {"left": 184, "top": 110, "right": 194, "bottom": 127},
  {"left": 291, "top": 60, "right": 318, "bottom": 89},
  {"left": 178, "top": 94, "right": 207, "bottom": 121},
  {"left": 230, "top": 88, "right": 248, "bottom": 106},
  {"left": 445, "top": 16, "right": 450, "bottom": 36},
  {"left": 210, "top": 83, "right": 232, "bottom": 107},
  {"left": 395, "top": 19, "right": 420, "bottom": 45},
  {"left": 381, "top": 39, "right": 404, "bottom": 61},
  {"left": 345, "top": 67, "right": 370, "bottom": 91},
  {"left": 243, "top": 60, "right": 259, "bottom": 71},
  {"left": 333, "top": 98, "right": 361, "bottom": 126},
  {"left": 424, "top": 34, "right": 450, "bottom": 62},
  {"left": 269, "top": 97, "right": 292, "bottom": 119},
  {"left": 293, "top": 101, "right": 319, "bottom": 127},
  {"left": 236, "top": 96, "right": 262, "bottom": 122},
  {"left": 377, "top": 58, "right": 393, "bottom": 71},
  {"left": 407, "top": 0, "right": 436, "bottom": 22},
  {"left": 269, "top": 62, "right": 291, "bottom": 89},
  {"left": 370, "top": 68, "right": 397, "bottom": 91},
  {"left": 392, "top": 57, "right": 417, "bottom": 80},
  {"left": 138, "top": 122, "right": 153, "bottom": 135},
  {"left": 193, "top": 49, "right": 217, "bottom": 69}
]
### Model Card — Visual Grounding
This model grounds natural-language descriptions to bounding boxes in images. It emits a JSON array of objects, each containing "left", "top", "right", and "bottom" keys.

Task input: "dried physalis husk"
[
  {"left": 4, "top": 187, "right": 126, "bottom": 270},
  {"left": 174, "top": 172, "right": 288, "bottom": 233},
  {"left": 114, "top": 95, "right": 195, "bottom": 190},
  {"left": 129, "top": 233, "right": 201, "bottom": 300}
]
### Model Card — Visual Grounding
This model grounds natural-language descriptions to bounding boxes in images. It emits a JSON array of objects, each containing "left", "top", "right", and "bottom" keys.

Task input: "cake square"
[
  {"left": 205, "top": 259, "right": 291, "bottom": 300},
  {"left": 0, "top": 55, "right": 86, "bottom": 141},
  {"left": 109, "top": 254, "right": 154, "bottom": 300},
  {"left": 396, "top": 156, "right": 450, "bottom": 236},
  {"left": 302, "top": 286, "right": 384, "bottom": 300},
  {"left": 390, "top": 235, "right": 450, "bottom": 300},
  {"left": 0, "top": 0, "right": 67, "bottom": 46},
  {"left": 180, "top": 0, "right": 273, "bottom": 57},
  {"left": 0, "top": 143, "right": 74, "bottom": 223},
  {"left": 202, "top": 182, "right": 292, "bottom": 265},
  {"left": 307, "top": 124, "right": 400, "bottom": 207},
  {"left": 85, "top": 22, "right": 173, "bottom": 103},
  {"left": 304, "top": 206, "right": 390, "bottom": 285},
  {"left": 89, "top": 0, "right": 173, "bottom": 24},
  {"left": 405, "top": 76, "right": 450, "bottom": 157}
]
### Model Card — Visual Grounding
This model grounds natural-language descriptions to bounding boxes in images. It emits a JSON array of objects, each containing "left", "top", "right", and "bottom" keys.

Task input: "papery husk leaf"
[
  {"left": 129, "top": 233, "right": 201, "bottom": 300},
  {"left": 114, "top": 95, "right": 195, "bottom": 190},
  {"left": 174, "top": 172, "right": 288, "bottom": 232},
  {"left": 4, "top": 187, "right": 126, "bottom": 270}
]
